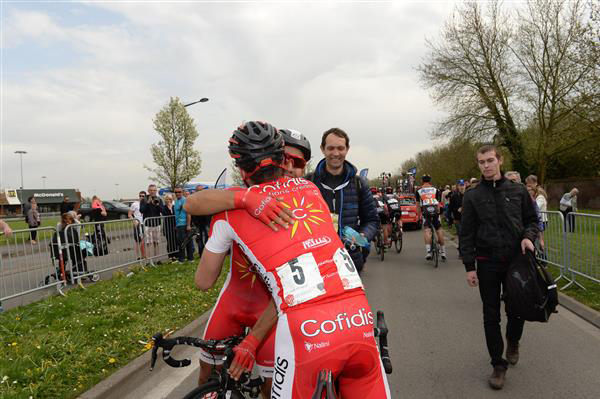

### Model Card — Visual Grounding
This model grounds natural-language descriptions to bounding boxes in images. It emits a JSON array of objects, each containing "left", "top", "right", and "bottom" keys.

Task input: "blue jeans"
[{"left": 176, "top": 226, "right": 195, "bottom": 262}]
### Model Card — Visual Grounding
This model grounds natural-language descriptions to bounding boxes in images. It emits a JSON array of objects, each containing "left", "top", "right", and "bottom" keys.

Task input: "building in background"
[{"left": 0, "top": 188, "right": 82, "bottom": 216}]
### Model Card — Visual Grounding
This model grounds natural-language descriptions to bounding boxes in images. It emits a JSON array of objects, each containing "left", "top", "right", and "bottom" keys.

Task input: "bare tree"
[
  {"left": 418, "top": 1, "right": 527, "bottom": 173},
  {"left": 512, "top": 0, "right": 599, "bottom": 182}
]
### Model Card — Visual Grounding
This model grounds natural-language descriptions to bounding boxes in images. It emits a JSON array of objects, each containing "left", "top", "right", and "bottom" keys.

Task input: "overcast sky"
[{"left": 1, "top": 0, "right": 456, "bottom": 199}]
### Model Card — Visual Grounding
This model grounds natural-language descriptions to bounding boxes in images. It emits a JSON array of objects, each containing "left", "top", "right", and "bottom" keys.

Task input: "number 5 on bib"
[{"left": 276, "top": 253, "right": 325, "bottom": 307}]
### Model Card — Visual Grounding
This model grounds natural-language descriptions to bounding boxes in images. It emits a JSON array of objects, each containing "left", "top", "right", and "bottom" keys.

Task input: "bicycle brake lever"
[{"left": 150, "top": 333, "right": 162, "bottom": 371}]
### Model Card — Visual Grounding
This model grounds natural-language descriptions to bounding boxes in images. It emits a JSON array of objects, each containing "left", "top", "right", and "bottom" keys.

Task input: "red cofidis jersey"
[{"left": 205, "top": 177, "right": 364, "bottom": 315}]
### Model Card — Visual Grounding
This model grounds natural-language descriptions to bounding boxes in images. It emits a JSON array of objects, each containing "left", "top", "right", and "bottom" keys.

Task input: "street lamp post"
[
  {"left": 181, "top": 97, "right": 209, "bottom": 175},
  {"left": 42, "top": 176, "right": 47, "bottom": 189},
  {"left": 115, "top": 183, "right": 120, "bottom": 201},
  {"left": 14, "top": 150, "right": 27, "bottom": 189}
]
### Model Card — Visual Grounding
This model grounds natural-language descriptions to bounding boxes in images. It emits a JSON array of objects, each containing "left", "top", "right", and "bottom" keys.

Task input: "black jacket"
[
  {"left": 448, "top": 190, "right": 464, "bottom": 221},
  {"left": 140, "top": 197, "right": 164, "bottom": 227},
  {"left": 459, "top": 175, "right": 539, "bottom": 272}
]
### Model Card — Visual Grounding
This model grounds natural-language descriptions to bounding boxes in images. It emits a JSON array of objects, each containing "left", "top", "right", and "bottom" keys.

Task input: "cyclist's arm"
[
  {"left": 184, "top": 189, "right": 293, "bottom": 231},
  {"left": 229, "top": 299, "right": 278, "bottom": 380},
  {"left": 195, "top": 249, "right": 227, "bottom": 291},
  {"left": 184, "top": 189, "right": 236, "bottom": 216}
]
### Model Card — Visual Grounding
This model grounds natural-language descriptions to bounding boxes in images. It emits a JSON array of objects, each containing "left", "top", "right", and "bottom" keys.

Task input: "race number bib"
[
  {"left": 276, "top": 252, "right": 326, "bottom": 307},
  {"left": 333, "top": 247, "right": 363, "bottom": 290}
]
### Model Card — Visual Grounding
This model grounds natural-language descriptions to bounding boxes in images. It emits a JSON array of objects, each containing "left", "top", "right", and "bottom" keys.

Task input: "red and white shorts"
[
  {"left": 270, "top": 294, "right": 391, "bottom": 399},
  {"left": 199, "top": 288, "right": 275, "bottom": 378}
]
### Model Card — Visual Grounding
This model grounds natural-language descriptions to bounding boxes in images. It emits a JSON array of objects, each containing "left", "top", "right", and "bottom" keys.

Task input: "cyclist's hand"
[
  {"left": 521, "top": 238, "right": 535, "bottom": 254},
  {"left": 233, "top": 190, "right": 293, "bottom": 231},
  {"left": 466, "top": 271, "right": 478, "bottom": 287},
  {"left": 229, "top": 334, "right": 259, "bottom": 380}
]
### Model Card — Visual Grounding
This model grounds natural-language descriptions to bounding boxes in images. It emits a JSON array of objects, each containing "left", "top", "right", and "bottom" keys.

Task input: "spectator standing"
[
  {"left": 174, "top": 186, "right": 194, "bottom": 263},
  {"left": 449, "top": 179, "right": 466, "bottom": 258},
  {"left": 559, "top": 188, "right": 578, "bottom": 233},
  {"left": 60, "top": 196, "right": 74, "bottom": 215},
  {"left": 460, "top": 144, "right": 539, "bottom": 390},
  {"left": 504, "top": 171, "right": 522, "bottom": 184},
  {"left": 91, "top": 195, "right": 109, "bottom": 256},
  {"left": 442, "top": 185, "right": 452, "bottom": 225},
  {"left": 191, "top": 185, "right": 211, "bottom": 256},
  {"left": 128, "top": 191, "right": 147, "bottom": 261},
  {"left": 26, "top": 199, "right": 41, "bottom": 244},
  {"left": 140, "top": 184, "right": 164, "bottom": 264},
  {"left": 306, "top": 127, "right": 379, "bottom": 273},
  {"left": 162, "top": 194, "right": 178, "bottom": 262}
]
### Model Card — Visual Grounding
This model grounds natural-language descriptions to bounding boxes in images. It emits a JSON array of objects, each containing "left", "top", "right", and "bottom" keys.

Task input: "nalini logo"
[
  {"left": 302, "top": 236, "right": 331, "bottom": 250},
  {"left": 304, "top": 341, "right": 330, "bottom": 352}
]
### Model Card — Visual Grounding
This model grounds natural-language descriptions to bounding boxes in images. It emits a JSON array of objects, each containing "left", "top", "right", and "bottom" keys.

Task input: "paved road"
[{"left": 116, "top": 230, "right": 600, "bottom": 398}]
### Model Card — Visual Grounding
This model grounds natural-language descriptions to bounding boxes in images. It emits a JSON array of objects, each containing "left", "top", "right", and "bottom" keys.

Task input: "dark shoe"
[
  {"left": 488, "top": 366, "right": 507, "bottom": 390},
  {"left": 506, "top": 341, "right": 520, "bottom": 365},
  {"left": 156, "top": 261, "right": 163, "bottom": 265}
]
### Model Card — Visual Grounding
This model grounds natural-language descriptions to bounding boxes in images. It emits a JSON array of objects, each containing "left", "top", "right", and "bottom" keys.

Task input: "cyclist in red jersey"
[
  {"left": 186, "top": 128, "right": 312, "bottom": 394},
  {"left": 195, "top": 121, "right": 391, "bottom": 399}
]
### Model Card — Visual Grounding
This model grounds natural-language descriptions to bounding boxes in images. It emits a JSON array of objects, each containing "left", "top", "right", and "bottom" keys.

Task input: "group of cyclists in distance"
[{"left": 179, "top": 119, "right": 464, "bottom": 398}]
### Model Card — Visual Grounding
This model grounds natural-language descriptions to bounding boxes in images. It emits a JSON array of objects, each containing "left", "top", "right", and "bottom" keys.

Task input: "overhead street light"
[
  {"left": 183, "top": 97, "right": 209, "bottom": 108},
  {"left": 42, "top": 176, "right": 47, "bottom": 189}
]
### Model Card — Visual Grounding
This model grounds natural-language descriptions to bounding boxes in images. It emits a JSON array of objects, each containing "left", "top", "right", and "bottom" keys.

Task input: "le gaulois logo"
[{"left": 302, "top": 236, "right": 331, "bottom": 250}]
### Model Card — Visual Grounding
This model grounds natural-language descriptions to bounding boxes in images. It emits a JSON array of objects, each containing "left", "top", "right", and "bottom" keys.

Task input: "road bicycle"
[
  {"left": 423, "top": 206, "right": 440, "bottom": 268},
  {"left": 150, "top": 311, "right": 393, "bottom": 399},
  {"left": 150, "top": 333, "right": 264, "bottom": 398},
  {"left": 389, "top": 213, "right": 403, "bottom": 254},
  {"left": 374, "top": 225, "right": 386, "bottom": 261}
]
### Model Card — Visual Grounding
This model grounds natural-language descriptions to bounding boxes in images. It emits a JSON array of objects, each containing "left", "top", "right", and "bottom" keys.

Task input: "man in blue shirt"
[{"left": 174, "top": 186, "right": 194, "bottom": 263}]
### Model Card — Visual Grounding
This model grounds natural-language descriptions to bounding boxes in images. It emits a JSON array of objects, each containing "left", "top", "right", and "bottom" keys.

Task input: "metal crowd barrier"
[
  {"left": 539, "top": 211, "right": 599, "bottom": 290},
  {"left": 1, "top": 215, "right": 181, "bottom": 304},
  {"left": 143, "top": 215, "right": 178, "bottom": 263},
  {"left": 562, "top": 213, "right": 599, "bottom": 288},
  {"left": 0, "top": 226, "right": 63, "bottom": 301}
]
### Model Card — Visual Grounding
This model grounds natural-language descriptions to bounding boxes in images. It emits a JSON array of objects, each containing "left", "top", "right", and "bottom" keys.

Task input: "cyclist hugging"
[{"left": 184, "top": 122, "right": 391, "bottom": 398}]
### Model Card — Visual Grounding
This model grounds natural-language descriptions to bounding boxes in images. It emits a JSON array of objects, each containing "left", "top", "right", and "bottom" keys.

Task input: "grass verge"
[
  {"left": 441, "top": 222, "right": 600, "bottom": 312},
  {"left": 0, "top": 259, "right": 226, "bottom": 399}
]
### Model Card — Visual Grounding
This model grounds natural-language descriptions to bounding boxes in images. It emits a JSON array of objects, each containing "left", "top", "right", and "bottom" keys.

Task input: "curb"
[
  {"left": 444, "top": 228, "right": 600, "bottom": 329},
  {"left": 78, "top": 309, "right": 212, "bottom": 399},
  {"left": 557, "top": 292, "right": 600, "bottom": 329}
]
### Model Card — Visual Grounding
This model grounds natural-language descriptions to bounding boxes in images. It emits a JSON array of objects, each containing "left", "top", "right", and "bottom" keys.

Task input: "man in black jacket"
[
  {"left": 306, "top": 128, "right": 379, "bottom": 273},
  {"left": 460, "top": 145, "right": 539, "bottom": 390},
  {"left": 449, "top": 180, "right": 466, "bottom": 258},
  {"left": 140, "top": 184, "right": 164, "bottom": 264}
]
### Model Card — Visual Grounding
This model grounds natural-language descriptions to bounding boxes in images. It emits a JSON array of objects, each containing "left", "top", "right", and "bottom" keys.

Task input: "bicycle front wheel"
[{"left": 183, "top": 381, "right": 227, "bottom": 399}]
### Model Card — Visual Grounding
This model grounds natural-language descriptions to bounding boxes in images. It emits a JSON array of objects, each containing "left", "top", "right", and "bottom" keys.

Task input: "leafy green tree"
[{"left": 145, "top": 97, "right": 202, "bottom": 191}]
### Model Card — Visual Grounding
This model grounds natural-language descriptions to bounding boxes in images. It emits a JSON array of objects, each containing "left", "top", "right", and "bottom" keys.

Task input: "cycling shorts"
[
  {"left": 199, "top": 283, "right": 275, "bottom": 378},
  {"left": 271, "top": 294, "right": 391, "bottom": 399},
  {"left": 378, "top": 212, "right": 390, "bottom": 225},
  {"left": 423, "top": 213, "right": 441, "bottom": 230}
]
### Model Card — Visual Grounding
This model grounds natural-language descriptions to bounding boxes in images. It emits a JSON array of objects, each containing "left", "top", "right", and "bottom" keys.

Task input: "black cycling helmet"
[
  {"left": 228, "top": 121, "right": 284, "bottom": 172},
  {"left": 421, "top": 174, "right": 432, "bottom": 183},
  {"left": 279, "top": 128, "right": 311, "bottom": 161}
]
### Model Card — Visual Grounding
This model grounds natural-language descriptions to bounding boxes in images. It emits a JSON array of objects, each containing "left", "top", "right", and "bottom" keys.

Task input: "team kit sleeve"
[{"left": 205, "top": 213, "right": 236, "bottom": 254}]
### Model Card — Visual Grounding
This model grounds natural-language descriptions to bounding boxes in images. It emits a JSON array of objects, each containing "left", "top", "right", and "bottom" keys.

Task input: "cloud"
[{"left": 1, "top": 1, "right": 453, "bottom": 198}]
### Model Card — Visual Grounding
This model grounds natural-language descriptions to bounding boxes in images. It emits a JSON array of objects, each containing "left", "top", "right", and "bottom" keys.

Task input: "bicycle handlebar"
[
  {"left": 373, "top": 311, "right": 393, "bottom": 374},
  {"left": 150, "top": 332, "right": 241, "bottom": 371}
]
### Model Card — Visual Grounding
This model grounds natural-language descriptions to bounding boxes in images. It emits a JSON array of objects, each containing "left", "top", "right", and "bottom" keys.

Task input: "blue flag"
[{"left": 359, "top": 168, "right": 369, "bottom": 179}]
